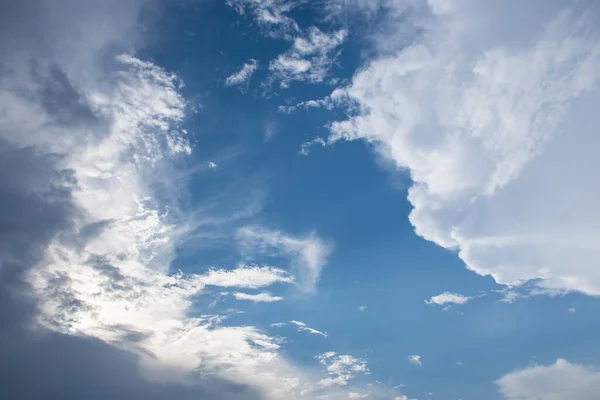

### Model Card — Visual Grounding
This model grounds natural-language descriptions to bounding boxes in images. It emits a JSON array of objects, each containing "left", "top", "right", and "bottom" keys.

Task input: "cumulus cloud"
[
  {"left": 425, "top": 292, "right": 471, "bottom": 307},
  {"left": 233, "top": 292, "right": 283, "bottom": 302},
  {"left": 497, "top": 359, "right": 600, "bottom": 400},
  {"left": 225, "top": 59, "right": 258, "bottom": 90},
  {"left": 315, "top": 0, "right": 600, "bottom": 296},
  {"left": 237, "top": 226, "right": 333, "bottom": 292}
]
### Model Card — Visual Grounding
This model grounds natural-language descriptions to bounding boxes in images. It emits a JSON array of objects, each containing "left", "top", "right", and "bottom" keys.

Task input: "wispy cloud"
[
  {"left": 290, "top": 320, "right": 328, "bottom": 337},
  {"left": 408, "top": 355, "right": 423, "bottom": 366},
  {"left": 233, "top": 292, "right": 283, "bottom": 302},
  {"left": 200, "top": 264, "right": 293, "bottom": 288},
  {"left": 271, "top": 320, "right": 328, "bottom": 337},
  {"left": 226, "top": 0, "right": 301, "bottom": 38},
  {"left": 225, "top": 59, "right": 258, "bottom": 90},
  {"left": 237, "top": 226, "right": 333, "bottom": 292},
  {"left": 425, "top": 292, "right": 472, "bottom": 307},
  {"left": 316, "top": 352, "right": 369, "bottom": 387},
  {"left": 269, "top": 27, "right": 347, "bottom": 88}
]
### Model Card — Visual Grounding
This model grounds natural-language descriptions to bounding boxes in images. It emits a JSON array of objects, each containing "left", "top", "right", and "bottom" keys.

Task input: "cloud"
[
  {"left": 425, "top": 292, "right": 471, "bottom": 307},
  {"left": 237, "top": 226, "right": 333, "bottom": 292},
  {"left": 225, "top": 59, "right": 258, "bottom": 90},
  {"left": 233, "top": 292, "right": 284, "bottom": 302},
  {"left": 271, "top": 320, "right": 328, "bottom": 337},
  {"left": 497, "top": 359, "right": 600, "bottom": 400},
  {"left": 200, "top": 264, "right": 293, "bottom": 288},
  {"left": 269, "top": 27, "right": 347, "bottom": 87},
  {"left": 226, "top": 0, "right": 300, "bottom": 38},
  {"left": 316, "top": 352, "right": 370, "bottom": 388},
  {"left": 208, "top": 161, "right": 218, "bottom": 170},
  {"left": 358, "top": 305, "right": 367, "bottom": 312},
  {"left": 349, "top": 392, "right": 369, "bottom": 398},
  {"left": 0, "top": 1, "right": 386, "bottom": 399},
  {"left": 316, "top": 1, "right": 600, "bottom": 296},
  {"left": 290, "top": 320, "right": 328, "bottom": 337},
  {"left": 300, "top": 137, "right": 327, "bottom": 156},
  {"left": 569, "top": 308, "right": 576, "bottom": 313},
  {"left": 408, "top": 355, "right": 423, "bottom": 366}
]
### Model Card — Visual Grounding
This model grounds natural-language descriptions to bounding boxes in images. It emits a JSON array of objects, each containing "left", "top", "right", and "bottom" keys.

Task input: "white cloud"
[
  {"left": 318, "top": 1, "right": 600, "bottom": 296},
  {"left": 0, "top": 3, "right": 393, "bottom": 398},
  {"left": 225, "top": 59, "right": 258, "bottom": 89},
  {"left": 497, "top": 359, "right": 600, "bottom": 400},
  {"left": 569, "top": 307, "right": 576, "bottom": 313},
  {"left": 237, "top": 226, "right": 333, "bottom": 292},
  {"left": 269, "top": 27, "right": 348, "bottom": 87},
  {"left": 226, "top": 0, "right": 300, "bottom": 38},
  {"left": 316, "top": 352, "right": 370, "bottom": 387},
  {"left": 349, "top": 392, "right": 369, "bottom": 398},
  {"left": 409, "top": 355, "right": 423, "bottom": 366},
  {"left": 271, "top": 320, "right": 328, "bottom": 337},
  {"left": 290, "top": 320, "right": 328, "bottom": 337},
  {"left": 233, "top": 292, "right": 283, "bottom": 302},
  {"left": 299, "top": 136, "right": 327, "bottom": 156},
  {"left": 358, "top": 305, "right": 367, "bottom": 312},
  {"left": 200, "top": 264, "right": 293, "bottom": 288},
  {"left": 425, "top": 292, "right": 471, "bottom": 307}
]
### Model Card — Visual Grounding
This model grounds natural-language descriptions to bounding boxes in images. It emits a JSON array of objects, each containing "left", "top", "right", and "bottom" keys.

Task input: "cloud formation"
[
  {"left": 408, "top": 355, "right": 423, "bottom": 366},
  {"left": 271, "top": 320, "right": 328, "bottom": 337},
  {"left": 269, "top": 27, "right": 347, "bottom": 87},
  {"left": 225, "top": 59, "right": 258, "bottom": 90},
  {"left": 425, "top": 292, "right": 471, "bottom": 307},
  {"left": 234, "top": 292, "right": 284, "bottom": 302},
  {"left": 237, "top": 226, "right": 333, "bottom": 292},
  {"left": 497, "top": 359, "right": 600, "bottom": 400},
  {"left": 316, "top": 0, "right": 600, "bottom": 296},
  {"left": 0, "top": 1, "right": 378, "bottom": 399},
  {"left": 316, "top": 352, "right": 370, "bottom": 388}
]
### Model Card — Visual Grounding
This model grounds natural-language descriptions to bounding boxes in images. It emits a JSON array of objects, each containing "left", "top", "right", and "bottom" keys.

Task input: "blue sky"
[{"left": 2, "top": 1, "right": 600, "bottom": 399}]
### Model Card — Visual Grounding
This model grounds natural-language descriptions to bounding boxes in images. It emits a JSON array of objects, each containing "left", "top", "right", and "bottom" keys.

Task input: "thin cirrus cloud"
[
  {"left": 237, "top": 225, "right": 333, "bottom": 292},
  {"left": 305, "top": 0, "right": 600, "bottom": 296}
]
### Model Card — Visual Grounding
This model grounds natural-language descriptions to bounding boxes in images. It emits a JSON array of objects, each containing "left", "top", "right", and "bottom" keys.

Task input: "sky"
[{"left": 1, "top": 0, "right": 600, "bottom": 399}]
